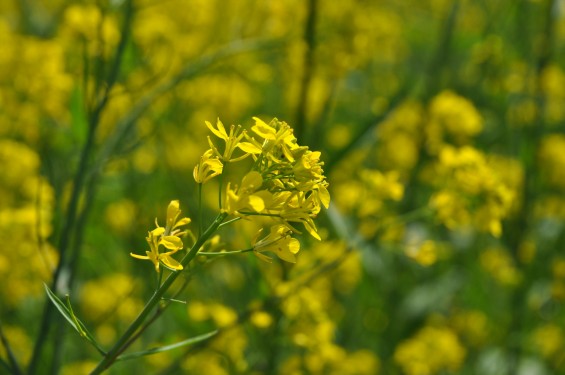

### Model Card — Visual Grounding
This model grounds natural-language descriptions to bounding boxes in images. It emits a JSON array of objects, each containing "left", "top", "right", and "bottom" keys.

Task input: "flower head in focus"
[
  {"left": 206, "top": 119, "right": 259, "bottom": 162},
  {"left": 131, "top": 200, "right": 192, "bottom": 272},
  {"left": 252, "top": 224, "right": 301, "bottom": 263},
  {"left": 193, "top": 149, "right": 223, "bottom": 184}
]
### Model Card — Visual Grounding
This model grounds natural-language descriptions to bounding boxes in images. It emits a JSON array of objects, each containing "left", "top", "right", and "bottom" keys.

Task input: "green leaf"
[
  {"left": 116, "top": 330, "right": 218, "bottom": 361},
  {"left": 43, "top": 284, "right": 106, "bottom": 355}
]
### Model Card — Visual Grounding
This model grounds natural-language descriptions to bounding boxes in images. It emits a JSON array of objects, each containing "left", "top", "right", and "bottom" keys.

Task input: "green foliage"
[{"left": 2, "top": 0, "right": 565, "bottom": 374}]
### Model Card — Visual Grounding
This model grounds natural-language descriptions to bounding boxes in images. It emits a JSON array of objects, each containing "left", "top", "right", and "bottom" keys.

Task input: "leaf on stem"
[
  {"left": 116, "top": 330, "right": 219, "bottom": 361},
  {"left": 43, "top": 284, "right": 106, "bottom": 355}
]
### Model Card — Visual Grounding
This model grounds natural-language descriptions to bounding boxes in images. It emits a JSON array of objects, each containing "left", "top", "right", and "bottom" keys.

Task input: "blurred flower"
[
  {"left": 394, "top": 324, "right": 466, "bottom": 375},
  {"left": 479, "top": 247, "right": 521, "bottom": 286}
]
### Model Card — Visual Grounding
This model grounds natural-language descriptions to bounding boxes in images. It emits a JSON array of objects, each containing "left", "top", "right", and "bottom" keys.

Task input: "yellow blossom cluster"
[
  {"left": 426, "top": 90, "right": 483, "bottom": 152},
  {"left": 0, "top": 139, "right": 57, "bottom": 307},
  {"left": 427, "top": 146, "right": 514, "bottom": 237},
  {"left": 394, "top": 323, "right": 466, "bottom": 375},
  {"left": 194, "top": 116, "right": 330, "bottom": 262}
]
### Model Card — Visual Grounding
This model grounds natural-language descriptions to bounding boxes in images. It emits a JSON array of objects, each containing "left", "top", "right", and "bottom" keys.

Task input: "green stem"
[
  {"left": 218, "top": 216, "right": 241, "bottom": 228},
  {"left": 199, "top": 248, "right": 254, "bottom": 256},
  {"left": 198, "top": 183, "right": 203, "bottom": 237},
  {"left": 90, "top": 212, "right": 227, "bottom": 375},
  {"left": 238, "top": 211, "right": 281, "bottom": 218}
]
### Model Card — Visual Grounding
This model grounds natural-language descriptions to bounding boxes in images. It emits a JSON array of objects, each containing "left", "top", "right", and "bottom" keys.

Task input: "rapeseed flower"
[
  {"left": 193, "top": 149, "right": 223, "bottom": 184},
  {"left": 130, "top": 200, "right": 191, "bottom": 272}
]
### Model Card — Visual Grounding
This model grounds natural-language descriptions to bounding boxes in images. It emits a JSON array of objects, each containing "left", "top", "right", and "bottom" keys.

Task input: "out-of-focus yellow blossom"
[
  {"left": 0, "top": 139, "right": 57, "bottom": 306},
  {"left": 104, "top": 199, "right": 137, "bottom": 235},
  {"left": 426, "top": 91, "right": 483, "bottom": 153},
  {"left": 209, "top": 303, "right": 238, "bottom": 327},
  {"left": 250, "top": 310, "right": 273, "bottom": 328},
  {"left": 193, "top": 149, "right": 224, "bottom": 184},
  {"left": 530, "top": 324, "right": 564, "bottom": 359},
  {"left": 506, "top": 98, "right": 538, "bottom": 126},
  {"left": 552, "top": 258, "right": 565, "bottom": 279},
  {"left": 479, "top": 247, "right": 521, "bottom": 286},
  {"left": 405, "top": 240, "right": 440, "bottom": 267},
  {"left": 428, "top": 146, "right": 515, "bottom": 237},
  {"left": 61, "top": 361, "right": 97, "bottom": 375},
  {"left": 539, "top": 134, "right": 565, "bottom": 190},
  {"left": 130, "top": 200, "right": 191, "bottom": 272},
  {"left": 187, "top": 301, "right": 237, "bottom": 327},
  {"left": 540, "top": 64, "right": 565, "bottom": 124},
  {"left": 80, "top": 273, "right": 142, "bottom": 322},
  {"left": 0, "top": 325, "right": 31, "bottom": 366},
  {"left": 394, "top": 324, "right": 466, "bottom": 375},
  {"left": 535, "top": 195, "right": 565, "bottom": 220},
  {"left": 182, "top": 352, "right": 230, "bottom": 375},
  {"left": 62, "top": 4, "right": 120, "bottom": 46},
  {"left": 376, "top": 101, "right": 424, "bottom": 173},
  {"left": 518, "top": 239, "right": 537, "bottom": 264},
  {"left": 361, "top": 170, "right": 404, "bottom": 202},
  {"left": 332, "top": 350, "right": 380, "bottom": 375},
  {"left": 333, "top": 168, "right": 404, "bottom": 239},
  {"left": 450, "top": 310, "right": 489, "bottom": 347}
]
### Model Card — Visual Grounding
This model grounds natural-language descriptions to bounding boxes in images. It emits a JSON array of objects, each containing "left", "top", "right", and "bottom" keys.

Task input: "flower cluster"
[
  {"left": 195, "top": 117, "right": 330, "bottom": 263},
  {"left": 130, "top": 200, "right": 191, "bottom": 272},
  {"left": 427, "top": 146, "right": 514, "bottom": 237}
]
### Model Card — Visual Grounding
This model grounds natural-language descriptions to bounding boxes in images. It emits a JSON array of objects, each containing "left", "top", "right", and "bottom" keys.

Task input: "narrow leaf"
[
  {"left": 44, "top": 284, "right": 106, "bottom": 355},
  {"left": 116, "top": 330, "right": 218, "bottom": 361}
]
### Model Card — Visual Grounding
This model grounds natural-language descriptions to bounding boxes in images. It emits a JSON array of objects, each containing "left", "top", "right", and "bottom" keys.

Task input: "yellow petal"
[
  {"left": 303, "top": 220, "right": 321, "bottom": 241},
  {"left": 318, "top": 184, "right": 331, "bottom": 209},
  {"left": 247, "top": 195, "right": 265, "bottom": 212},
  {"left": 288, "top": 238, "right": 300, "bottom": 254},
  {"left": 167, "top": 200, "right": 181, "bottom": 226},
  {"left": 160, "top": 254, "right": 183, "bottom": 271},
  {"left": 275, "top": 248, "right": 297, "bottom": 263},
  {"left": 238, "top": 142, "right": 262, "bottom": 154},
  {"left": 130, "top": 252, "right": 150, "bottom": 260},
  {"left": 252, "top": 117, "right": 276, "bottom": 140},
  {"left": 161, "top": 235, "right": 183, "bottom": 250},
  {"left": 151, "top": 227, "right": 166, "bottom": 236},
  {"left": 254, "top": 251, "right": 273, "bottom": 263},
  {"left": 206, "top": 120, "right": 228, "bottom": 140},
  {"left": 242, "top": 171, "right": 263, "bottom": 190},
  {"left": 174, "top": 217, "right": 191, "bottom": 229}
]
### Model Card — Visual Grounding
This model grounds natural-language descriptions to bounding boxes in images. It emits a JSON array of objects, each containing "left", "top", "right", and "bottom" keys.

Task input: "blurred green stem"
[
  {"left": 28, "top": 2, "right": 134, "bottom": 373},
  {"left": 90, "top": 212, "right": 227, "bottom": 375},
  {"left": 0, "top": 320, "right": 22, "bottom": 375},
  {"left": 294, "top": 0, "right": 317, "bottom": 142}
]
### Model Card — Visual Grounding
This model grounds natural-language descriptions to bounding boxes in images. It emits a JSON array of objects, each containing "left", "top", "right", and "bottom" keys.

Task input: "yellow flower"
[
  {"left": 130, "top": 200, "right": 191, "bottom": 272},
  {"left": 252, "top": 224, "right": 300, "bottom": 263},
  {"left": 250, "top": 117, "right": 298, "bottom": 162},
  {"left": 193, "top": 149, "right": 223, "bottom": 184},
  {"left": 206, "top": 119, "right": 258, "bottom": 162},
  {"left": 224, "top": 171, "right": 271, "bottom": 215}
]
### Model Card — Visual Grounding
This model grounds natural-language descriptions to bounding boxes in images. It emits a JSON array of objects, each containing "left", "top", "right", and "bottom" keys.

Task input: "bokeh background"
[{"left": 2, "top": 0, "right": 565, "bottom": 374}]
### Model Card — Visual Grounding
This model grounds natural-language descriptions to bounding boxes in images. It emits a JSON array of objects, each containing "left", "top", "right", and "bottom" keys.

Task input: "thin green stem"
[
  {"left": 198, "top": 183, "right": 203, "bottom": 237},
  {"left": 199, "top": 248, "right": 254, "bottom": 256},
  {"left": 238, "top": 211, "right": 281, "bottom": 218},
  {"left": 0, "top": 320, "right": 22, "bottom": 375},
  {"left": 218, "top": 216, "right": 242, "bottom": 228},
  {"left": 219, "top": 165, "right": 225, "bottom": 210},
  {"left": 90, "top": 212, "right": 227, "bottom": 375}
]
